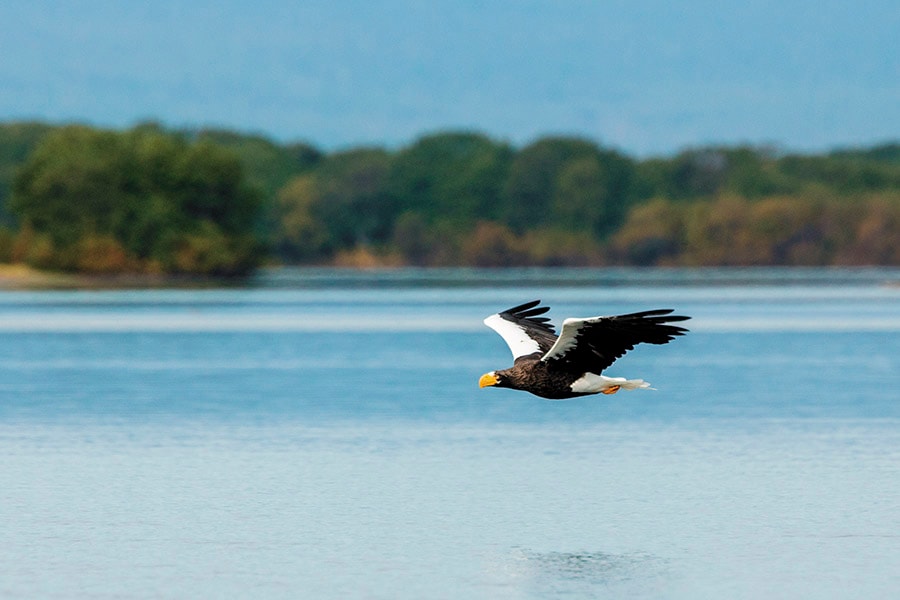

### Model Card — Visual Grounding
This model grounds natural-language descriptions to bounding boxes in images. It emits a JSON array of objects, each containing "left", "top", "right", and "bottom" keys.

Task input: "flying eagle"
[{"left": 479, "top": 300, "right": 690, "bottom": 399}]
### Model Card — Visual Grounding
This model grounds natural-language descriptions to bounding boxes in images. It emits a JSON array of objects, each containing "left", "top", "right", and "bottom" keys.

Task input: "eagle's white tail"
[
  {"left": 569, "top": 373, "right": 653, "bottom": 394},
  {"left": 617, "top": 378, "right": 652, "bottom": 390}
]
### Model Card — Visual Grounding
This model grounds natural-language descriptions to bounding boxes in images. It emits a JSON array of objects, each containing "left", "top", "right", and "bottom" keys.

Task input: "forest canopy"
[
  {"left": 1, "top": 121, "right": 898, "bottom": 274},
  {"left": 5, "top": 124, "right": 264, "bottom": 274}
]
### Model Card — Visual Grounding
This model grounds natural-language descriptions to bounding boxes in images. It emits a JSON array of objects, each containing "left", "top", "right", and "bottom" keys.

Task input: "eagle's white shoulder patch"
[
  {"left": 541, "top": 317, "right": 588, "bottom": 361},
  {"left": 484, "top": 314, "right": 542, "bottom": 359}
]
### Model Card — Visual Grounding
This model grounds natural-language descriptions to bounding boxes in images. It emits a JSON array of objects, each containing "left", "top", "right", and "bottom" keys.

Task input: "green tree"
[
  {"left": 195, "top": 128, "right": 321, "bottom": 199},
  {"left": 274, "top": 148, "right": 392, "bottom": 262},
  {"left": 502, "top": 137, "right": 634, "bottom": 235},
  {"left": 11, "top": 125, "right": 263, "bottom": 275},
  {"left": 552, "top": 150, "right": 633, "bottom": 237},
  {"left": 387, "top": 131, "right": 512, "bottom": 225},
  {"left": 12, "top": 126, "right": 134, "bottom": 252},
  {"left": 0, "top": 122, "right": 54, "bottom": 226},
  {"left": 313, "top": 148, "right": 394, "bottom": 247},
  {"left": 776, "top": 153, "right": 900, "bottom": 194},
  {"left": 502, "top": 137, "right": 597, "bottom": 231}
]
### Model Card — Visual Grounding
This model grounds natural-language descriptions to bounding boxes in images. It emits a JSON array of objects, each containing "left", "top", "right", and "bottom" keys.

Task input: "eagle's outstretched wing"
[
  {"left": 483, "top": 300, "right": 558, "bottom": 360},
  {"left": 541, "top": 309, "right": 690, "bottom": 373}
]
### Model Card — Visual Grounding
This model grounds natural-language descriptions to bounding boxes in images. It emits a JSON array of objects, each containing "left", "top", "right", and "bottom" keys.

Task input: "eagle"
[{"left": 479, "top": 300, "right": 690, "bottom": 399}]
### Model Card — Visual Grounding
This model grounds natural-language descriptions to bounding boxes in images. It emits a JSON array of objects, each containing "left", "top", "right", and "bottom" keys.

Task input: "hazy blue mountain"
[{"left": 1, "top": 0, "right": 897, "bottom": 155}]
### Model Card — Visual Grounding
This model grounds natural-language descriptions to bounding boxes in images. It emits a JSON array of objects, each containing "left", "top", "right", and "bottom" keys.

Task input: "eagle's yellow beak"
[{"left": 479, "top": 372, "right": 499, "bottom": 388}]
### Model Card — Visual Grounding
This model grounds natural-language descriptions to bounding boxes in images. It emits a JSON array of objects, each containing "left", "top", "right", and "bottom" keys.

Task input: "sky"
[{"left": 1, "top": 0, "right": 898, "bottom": 156}]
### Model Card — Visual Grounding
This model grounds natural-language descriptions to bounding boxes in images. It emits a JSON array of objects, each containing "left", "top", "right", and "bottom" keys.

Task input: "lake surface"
[{"left": 2, "top": 268, "right": 899, "bottom": 599}]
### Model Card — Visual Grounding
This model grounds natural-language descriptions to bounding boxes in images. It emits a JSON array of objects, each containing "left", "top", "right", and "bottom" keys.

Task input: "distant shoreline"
[
  {"left": 2, "top": 263, "right": 899, "bottom": 291},
  {"left": 0, "top": 263, "right": 251, "bottom": 290}
]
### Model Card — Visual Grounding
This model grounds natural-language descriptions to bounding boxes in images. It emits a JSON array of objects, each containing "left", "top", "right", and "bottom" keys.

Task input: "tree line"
[{"left": 1, "top": 121, "right": 898, "bottom": 274}]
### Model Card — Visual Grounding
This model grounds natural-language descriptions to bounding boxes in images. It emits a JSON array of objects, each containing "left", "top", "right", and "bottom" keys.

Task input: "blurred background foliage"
[{"left": 1, "top": 121, "right": 898, "bottom": 274}]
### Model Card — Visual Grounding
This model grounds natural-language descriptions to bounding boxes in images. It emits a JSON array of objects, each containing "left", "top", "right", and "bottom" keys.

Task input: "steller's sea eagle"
[{"left": 479, "top": 300, "right": 690, "bottom": 399}]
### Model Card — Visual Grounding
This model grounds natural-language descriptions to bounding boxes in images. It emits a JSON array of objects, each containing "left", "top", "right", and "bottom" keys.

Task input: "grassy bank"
[{"left": 0, "top": 263, "right": 79, "bottom": 289}]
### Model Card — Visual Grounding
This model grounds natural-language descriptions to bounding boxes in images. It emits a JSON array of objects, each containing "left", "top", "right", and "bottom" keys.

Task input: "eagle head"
[{"left": 479, "top": 371, "right": 503, "bottom": 389}]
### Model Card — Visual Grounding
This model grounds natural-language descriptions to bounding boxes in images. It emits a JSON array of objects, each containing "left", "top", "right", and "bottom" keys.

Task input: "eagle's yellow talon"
[{"left": 601, "top": 385, "right": 621, "bottom": 395}]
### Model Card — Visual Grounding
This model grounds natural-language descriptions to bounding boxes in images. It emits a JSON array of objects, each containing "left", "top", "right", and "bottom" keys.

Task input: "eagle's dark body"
[{"left": 492, "top": 356, "right": 596, "bottom": 399}]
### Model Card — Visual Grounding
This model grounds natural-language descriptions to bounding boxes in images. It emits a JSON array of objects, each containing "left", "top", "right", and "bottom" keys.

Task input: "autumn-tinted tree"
[{"left": 608, "top": 199, "right": 685, "bottom": 265}]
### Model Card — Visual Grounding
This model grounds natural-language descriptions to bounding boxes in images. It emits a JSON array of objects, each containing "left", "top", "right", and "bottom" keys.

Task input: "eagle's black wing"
[
  {"left": 541, "top": 309, "right": 690, "bottom": 373},
  {"left": 483, "top": 300, "right": 559, "bottom": 360}
]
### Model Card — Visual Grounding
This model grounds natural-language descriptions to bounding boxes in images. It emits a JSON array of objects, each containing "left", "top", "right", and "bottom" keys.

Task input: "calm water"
[{"left": 1, "top": 268, "right": 899, "bottom": 599}]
